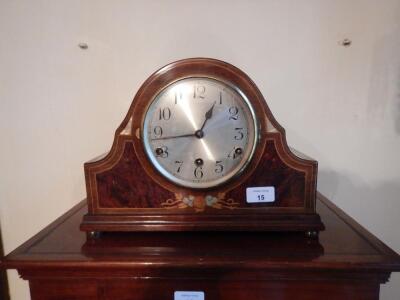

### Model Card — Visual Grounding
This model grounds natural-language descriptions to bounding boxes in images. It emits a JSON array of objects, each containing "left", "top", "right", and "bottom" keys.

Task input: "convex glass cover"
[{"left": 142, "top": 77, "right": 258, "bottom": 188}]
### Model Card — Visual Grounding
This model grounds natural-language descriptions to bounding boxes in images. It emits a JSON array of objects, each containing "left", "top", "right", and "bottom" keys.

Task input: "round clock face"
[{"left": 142, "top": 77, "right": 258, "bottom": 189}]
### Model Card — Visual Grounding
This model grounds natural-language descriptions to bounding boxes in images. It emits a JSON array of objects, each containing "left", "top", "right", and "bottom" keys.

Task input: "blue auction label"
[
  {"left": 246, "top": 186, "right": 275, "bottom": 203},
  {"left": 174, "top": 291, "right": 204, "bottom": 300}
]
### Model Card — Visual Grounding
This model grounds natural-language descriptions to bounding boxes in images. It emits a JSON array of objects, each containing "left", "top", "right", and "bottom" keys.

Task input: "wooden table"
[{"left": 2, "top": 193, "right": 400, "bottom": 300}]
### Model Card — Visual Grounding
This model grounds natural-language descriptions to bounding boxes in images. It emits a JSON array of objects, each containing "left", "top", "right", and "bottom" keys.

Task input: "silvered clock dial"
[{"left": 142, "top": 77, "right": 258, "bottom": 188}]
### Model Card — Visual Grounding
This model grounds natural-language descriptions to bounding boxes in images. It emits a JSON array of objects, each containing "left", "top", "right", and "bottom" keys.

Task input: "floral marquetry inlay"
[{"left": 161, "top": 193, "right": 239, "bottom": 212}]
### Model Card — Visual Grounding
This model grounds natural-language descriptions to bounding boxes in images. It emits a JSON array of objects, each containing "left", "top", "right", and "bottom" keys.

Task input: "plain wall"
[{"left": 1, "top": 1, "right": 399, "bottom": 299}]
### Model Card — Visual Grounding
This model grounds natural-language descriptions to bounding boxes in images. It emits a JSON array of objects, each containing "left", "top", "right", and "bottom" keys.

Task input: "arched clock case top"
[{"left": 81, "top": 58, "right": 324, "bottom": 234}]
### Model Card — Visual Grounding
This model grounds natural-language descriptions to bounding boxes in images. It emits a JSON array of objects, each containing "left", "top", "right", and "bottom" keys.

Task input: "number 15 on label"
[{"left": 246, "top": 187, "right": 275, "bottom": 203}]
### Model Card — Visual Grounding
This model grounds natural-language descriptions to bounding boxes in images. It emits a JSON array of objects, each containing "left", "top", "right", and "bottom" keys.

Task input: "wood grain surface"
[{"left": 2, "top": 193, "right": 399, "bottom": 299}]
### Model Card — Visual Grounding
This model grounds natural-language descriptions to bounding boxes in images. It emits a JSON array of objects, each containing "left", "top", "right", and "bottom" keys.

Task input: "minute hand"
[{"left": 151, "top": 133, "right": 195, "bottom": 141}]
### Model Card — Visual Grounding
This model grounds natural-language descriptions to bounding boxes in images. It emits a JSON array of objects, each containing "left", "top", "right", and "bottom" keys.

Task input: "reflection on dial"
[{"left": 142, "top": 77, "right": 257, "bottom": 189}]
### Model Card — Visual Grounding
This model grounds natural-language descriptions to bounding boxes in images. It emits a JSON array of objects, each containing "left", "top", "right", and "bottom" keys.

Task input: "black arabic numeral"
[
  {"left": 175, "top": 160, "right": 183, "bottom": 173},
  {"left": 175, "top": 91, "right": 182, "bottom": 104},
  {"left": 194, "top": 166, "right": 204, "bottom": 179},
  {"left": 234, "top": 127, "right": 244, "bottom": 140},
  {"left": 228, "top": 106, "right": 239, "bottom": 120},
  {"left": 228, "top": 147, "right": 242, "bottom": 159},
  {"left": 153, "top": 126, "right": 163, "bottom": 138},
  {"left": 215, "top": 161, "right": 224, "bottom": 173},
  {"left": 158, "top": 107, "right": 171, "bottom": 120},
  {"left": 193, "top": 85, "right": 206, "bottom": 99},
  {"left": 156, "top": 146, "right": 169, "bottom": 158}
]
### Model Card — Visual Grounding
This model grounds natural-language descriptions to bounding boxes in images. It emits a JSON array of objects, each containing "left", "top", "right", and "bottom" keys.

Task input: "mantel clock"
[{"left": 80, "top": 58, "right": 324, "bottom": 236}]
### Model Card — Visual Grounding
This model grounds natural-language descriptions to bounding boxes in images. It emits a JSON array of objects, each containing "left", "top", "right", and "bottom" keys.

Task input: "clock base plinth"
[{"left": 80, "top": 213, "right": 324, "bottom": 234}]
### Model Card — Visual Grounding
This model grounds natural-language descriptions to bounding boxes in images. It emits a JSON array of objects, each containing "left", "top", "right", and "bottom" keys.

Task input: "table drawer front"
[
  {"left": 30, "top": 280, "right": 98, "bottom": 300},
  {"left": 101, "top": 279, "right": 379, "bottom": 300}
]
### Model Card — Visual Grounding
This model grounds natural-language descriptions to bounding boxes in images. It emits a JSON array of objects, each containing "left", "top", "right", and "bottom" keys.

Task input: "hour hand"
[{"left": 199, "top": 102, "right": 216, "bottom": 131}]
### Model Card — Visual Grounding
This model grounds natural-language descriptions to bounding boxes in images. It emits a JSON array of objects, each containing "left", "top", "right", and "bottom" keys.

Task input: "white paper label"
[
  {"left": 174, "top": 291, "right": 204, "bottom": 300},
  {"left": 246, "top": 187, "right": 275, "bottom": 203}
]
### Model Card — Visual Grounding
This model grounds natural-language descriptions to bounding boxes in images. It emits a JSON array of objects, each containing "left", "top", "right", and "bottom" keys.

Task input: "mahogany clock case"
[{"left": 81, "top": 58, "right": 324, "bottom": 234}]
